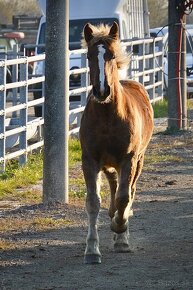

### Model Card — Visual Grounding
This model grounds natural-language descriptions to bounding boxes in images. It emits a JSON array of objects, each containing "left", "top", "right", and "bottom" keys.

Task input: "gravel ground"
[{"left": 1, "top": 126, "right": 193, "bottom": 290}]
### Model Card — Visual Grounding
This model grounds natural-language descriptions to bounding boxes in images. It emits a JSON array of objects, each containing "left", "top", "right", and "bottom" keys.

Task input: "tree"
[
  {"left": 148, "top": 0, "right": 168, "bottom": 28},
  {"left": 0, "top": 0, "right": 40, "bottom": 25}
]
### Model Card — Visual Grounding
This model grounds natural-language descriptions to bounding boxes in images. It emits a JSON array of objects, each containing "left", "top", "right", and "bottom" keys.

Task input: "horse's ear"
[
  {"left": 109, "top": 21, "right": 119, "bottom": 40},
  {"left": 84, "top": 23, "right": 94, "bottom": 43}
]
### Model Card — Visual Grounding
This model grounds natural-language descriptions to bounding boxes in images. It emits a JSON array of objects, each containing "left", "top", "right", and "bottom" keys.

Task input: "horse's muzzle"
[{"left": 93, "top": 85, "right": 111, "bottom": 102}]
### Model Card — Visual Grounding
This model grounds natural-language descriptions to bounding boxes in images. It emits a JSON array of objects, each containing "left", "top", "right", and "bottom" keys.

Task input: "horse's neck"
[{"left": 112, "top": 78, "right": 127, "bottom": 119}]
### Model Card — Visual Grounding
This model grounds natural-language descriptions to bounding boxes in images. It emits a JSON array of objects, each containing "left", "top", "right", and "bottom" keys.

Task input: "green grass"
[
  {"left": 69, "top": 137, "right": 82, "bottom": 166},
  {"left": 152, "top": 98, "right": 168, "bottom": 118},
  {"left": 144, "top": 152, "right": 183, "bottom": 166},
  {"left": 0, "top": 138, "right": 82, "bottom": 201},
  {"left": 0, "top": 153, "right": 43, "bottom": 199},
  {"left": 152, "top": 98, "right": 193, "bottom": 119},
  {"left": 187, "top": 99, "right": 193, "bottom": 110}
]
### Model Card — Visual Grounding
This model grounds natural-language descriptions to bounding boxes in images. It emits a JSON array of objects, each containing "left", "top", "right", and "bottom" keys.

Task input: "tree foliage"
[
  {"left": 148, "top": 0, "right": 168, "bottom": 28},
  {"left": 0, "top": 0, "right": 40, "bottom": 24}
]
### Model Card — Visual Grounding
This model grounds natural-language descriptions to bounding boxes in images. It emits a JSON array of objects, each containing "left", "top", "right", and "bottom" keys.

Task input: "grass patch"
[
  {"left": 69, "top": 138, "right": 81, "bottom": 166},
  {"left": 0, "top": 216, "right": 73, "bottom": 250},
  {"left": 0, "top": 153, "right": 43, "bottom": 201},
  {"left": 187, "top": 99, "right": 193, "bottom": 110},
  {"left": 0, "top": 138, "right": 82, "bottom": 202},
  {"left": 152, "top": 98, "right": 193, "bottom": 119},
  {"left": 152, "top": 98, "right": 168, "bottom": 118},
  {"left": 145, "top": 152, "right": 183, "bottom": 166},
  {"left": 0, "top": 216, "right": 72, "bottom": 234}
]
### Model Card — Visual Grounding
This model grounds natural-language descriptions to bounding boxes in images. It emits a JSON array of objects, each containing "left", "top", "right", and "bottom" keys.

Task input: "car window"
[
  {"left": 37, "top": 22, "right": 46, "bottom": 54},
  {"left": 186, "top": 35, "right": 193, "bottom": 54}
]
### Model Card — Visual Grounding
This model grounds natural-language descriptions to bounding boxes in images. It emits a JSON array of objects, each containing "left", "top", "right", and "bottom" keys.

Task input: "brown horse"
[{"left": 79, "top": 22, "right": 154, "bottom": 264}]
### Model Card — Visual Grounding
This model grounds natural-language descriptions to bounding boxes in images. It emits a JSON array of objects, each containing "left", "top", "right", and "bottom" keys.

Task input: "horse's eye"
[
  {"left": 105, "top": 53, "right": 115, "bottom": 61},
  {"left": 108, "top": 53, "right": 116, "bottom": 60}
]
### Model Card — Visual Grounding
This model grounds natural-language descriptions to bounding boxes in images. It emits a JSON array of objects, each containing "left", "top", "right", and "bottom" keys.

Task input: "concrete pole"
[
  {"left": 43, "top": 0, "right": 69, "bottom": 204},
  {"left": 168, "top": 0, "right": 182, "bottom": 130}
]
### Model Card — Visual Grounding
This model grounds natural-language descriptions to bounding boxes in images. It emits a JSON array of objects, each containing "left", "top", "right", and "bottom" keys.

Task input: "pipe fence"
[{"left": 0, "top": 36, "right": 164, "bottom": 171}]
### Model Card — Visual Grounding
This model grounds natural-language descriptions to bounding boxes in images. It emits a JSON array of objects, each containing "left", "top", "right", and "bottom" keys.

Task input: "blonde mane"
[{"left": 81, "top": 23, "right": 131, "bottom": 69}]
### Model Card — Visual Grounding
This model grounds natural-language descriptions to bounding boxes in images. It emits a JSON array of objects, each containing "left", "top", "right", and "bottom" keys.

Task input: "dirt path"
[{"left": 1, "top": 131, "right": 193, "bottom": 290}]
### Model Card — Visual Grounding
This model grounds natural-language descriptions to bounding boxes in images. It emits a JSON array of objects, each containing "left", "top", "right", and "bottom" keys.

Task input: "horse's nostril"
[
  {"left": 106, "top": 85, "right": 110, "bottom": 95},
  {"left": 93, "top": 86, "right": 100, "bottom": 97}
]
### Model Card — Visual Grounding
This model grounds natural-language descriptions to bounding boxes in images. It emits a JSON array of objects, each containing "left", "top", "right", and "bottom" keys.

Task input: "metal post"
[
  {"left": 0, "top": 61, "right": 6, "bottom": 172},
  {"left": 149, "top": 40, "right": 154, "bottom": 101},
  {"left": 12, "top": 45, "right": 19, "bottom": 118},
  {"left": 19, "top": 58, "right": 28, "bottom": 166},
  {"left": 168, "top": 1, "right": 182, "bottom": 130},
  {"left": 43, "top": 0, "right": 69, "bottom": 204},
  {"left": 157, "top": 38, "right": 164, "bottom": 98},
  {"left": 181, "top": 15, "right": 187, "bottom": 130},
  {"left": 80, "top": 53, "right": 89, "bottom": 106}
]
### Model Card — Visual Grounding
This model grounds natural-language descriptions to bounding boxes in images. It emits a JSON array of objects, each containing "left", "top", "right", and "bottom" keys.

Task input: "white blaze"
[{"left": 97, "top": 44, "right": 105, "bottom": 93}]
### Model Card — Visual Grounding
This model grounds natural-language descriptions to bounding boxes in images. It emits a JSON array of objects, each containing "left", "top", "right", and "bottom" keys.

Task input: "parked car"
[
  {"left": 150, "top": 25, "right": 193, "bottom": 97},
  {"left": 0, "top": 31, "right": 25, "bottom": 95}
]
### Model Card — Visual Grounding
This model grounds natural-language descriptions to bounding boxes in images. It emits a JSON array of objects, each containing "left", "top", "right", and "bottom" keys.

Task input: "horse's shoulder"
[
  {"left": 120, "top": 79, "right": 153, "bottom": 116},
  {"left": 120, "top": 80, "right": 150, "bottom": 101},
  {"left": 120, "top": 79, "right": 145, "bottom": 91}
]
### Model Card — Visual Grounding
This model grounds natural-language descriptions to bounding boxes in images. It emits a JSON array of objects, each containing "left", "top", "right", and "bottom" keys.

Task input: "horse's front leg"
[
  {"left": 82, "top": 156, "right": 101, "bottom": 264},
  {"left": 111, "top": 154, "right": 137, "bottom": 235}
]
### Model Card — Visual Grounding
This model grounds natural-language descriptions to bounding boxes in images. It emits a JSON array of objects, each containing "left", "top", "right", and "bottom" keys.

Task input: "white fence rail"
[{"left": 0, "top": 36, "right": 164, "bottom": 171}]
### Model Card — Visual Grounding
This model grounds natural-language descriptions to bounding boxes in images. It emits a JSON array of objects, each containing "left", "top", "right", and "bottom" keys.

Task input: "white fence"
[{"left": 0, "top": 36, "right": 164, "bottom": 171}]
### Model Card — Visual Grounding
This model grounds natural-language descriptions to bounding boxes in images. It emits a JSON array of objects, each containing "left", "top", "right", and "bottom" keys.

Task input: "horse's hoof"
[
  {"left": 84, "top": 254, "right": 102, "bottom": 264},
  {"left": 114, "top": 243, "right": 131, "bottom": 253},
  {"left": 110, "top": 217, "right": 128, "bottom": 234}
]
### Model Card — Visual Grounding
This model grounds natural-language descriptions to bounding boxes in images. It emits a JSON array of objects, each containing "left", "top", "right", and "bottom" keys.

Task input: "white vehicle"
[
  {"left": 150, "top": 25, "right": 193, "bottom": 97},
  {"left": 34, "top": 0, "right": 150, "bottom": 116}
]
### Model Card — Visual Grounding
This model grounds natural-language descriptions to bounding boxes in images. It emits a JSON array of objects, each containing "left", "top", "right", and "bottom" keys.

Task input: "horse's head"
[{"left": 83, "top": 22, "right": 120, "bottom": 103}]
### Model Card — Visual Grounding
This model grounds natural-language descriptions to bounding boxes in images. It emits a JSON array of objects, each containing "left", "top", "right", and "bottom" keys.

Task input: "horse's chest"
[
  {"left": 92, "top": 125, "right": 130, "bottom": 164},
  {"left": 81, "top": 105, "right": 133, "bottom": 164}
]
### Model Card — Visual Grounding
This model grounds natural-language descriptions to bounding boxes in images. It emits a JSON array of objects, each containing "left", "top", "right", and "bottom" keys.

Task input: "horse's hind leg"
[
  {"left": 131, "top": 154, "right": 144, "bottom": 199},
  {"left": 103, "top": 167, "right": 118, "bottom": 219},
  {"left": 111, "top": 154, "right": 138, "bottom": 234},
  {"left": 114, "top": 154, "right": 144, "bottom": 253},
  {"left": 103, "top": 167, "right": 131, "bottom": 252},
  {"left": 82, "top": 156, "right": 102, "bottom": 264}
]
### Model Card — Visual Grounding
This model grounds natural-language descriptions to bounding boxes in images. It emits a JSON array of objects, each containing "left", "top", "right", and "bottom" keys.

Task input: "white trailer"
[{"left": 38, "top": 0, "right": 149, "bottom": 40}]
